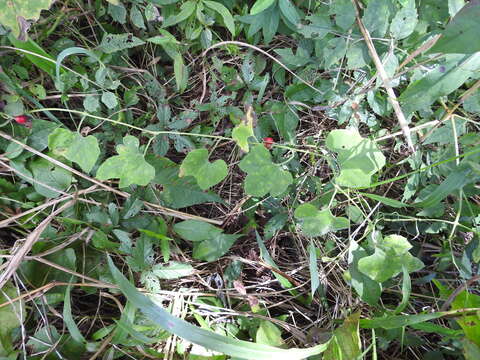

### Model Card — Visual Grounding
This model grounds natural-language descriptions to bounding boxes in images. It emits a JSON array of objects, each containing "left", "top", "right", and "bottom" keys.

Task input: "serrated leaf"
[
  {"left": 179, "top": 149, "right": 228, "bottom": 190},
  {"left": 48, "top": 128, "right": 100, "bottom": 173},
  {"left": 0, "top": 0, "right": 54, "bottom": 39},
  {"left": 326, "top": 129, "right": 386, "bottom": 188},
  {"left": 357, "top": 235, "right": 424, "bottom": 283},
  {"left": 203, "top": 1, "right": 235, "bottom": 35},
  {"left": 294, "top": 203, "right": 349, "bottom": 237},
  {"left": 429, "top": 0, "right": 480, "bottom": 54},
  {"left": 239, "top": 144, "right": 292, "bottom": 197},
  {"left": 152, "top": 262, "right": 194, "bottom": 279},
  {"left": 96, "top": 135, "right": 155, "bottom": 188},
  {"left": 250, "top": 0, "right": 275, "bottom": 15}
]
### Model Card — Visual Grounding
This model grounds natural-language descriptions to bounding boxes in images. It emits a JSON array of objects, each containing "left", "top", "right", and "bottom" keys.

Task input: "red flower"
[
  {"left": 263, "top": 137, "right": 274, "bottom": 150},
  {"left": 14, "top": 115, "right": 28, "bottom": 124}
]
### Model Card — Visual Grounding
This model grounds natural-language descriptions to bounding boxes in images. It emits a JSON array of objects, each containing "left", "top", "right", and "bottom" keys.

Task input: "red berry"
[
  {"left": 263, "top": 137, "right": 274, "bottom": 150},
  {"left": 14, "top": 115, "right": 28, "bottom": 124}
]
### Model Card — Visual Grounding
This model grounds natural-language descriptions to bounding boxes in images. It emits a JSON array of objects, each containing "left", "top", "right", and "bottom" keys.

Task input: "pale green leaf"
[
  {"left": 192, "top": 233, "right": 242, "bottom": 261},
  {"left": 179, "top": 149, "right": 228, "bottom": 190},
  {"left": 232, "top": 108, "right": 255, "bottom": 152},
  {"left": 96, "top": 135, "right": 155, "bottom": 188},
  {"left": 326, "top": 129, "right": 386, "bottom": 188},
  {"left": 390, "top": 0, "right": 418, "bottom": 40},
  {"left": 0, "top": 0, "right": 54, "bottom": 38},
  {"left": 163, "top": 1, "right": 196, "bottom": 28},
  {"left": 0, "top": 282, "right": 25, "bottom": 355},
  {"left": 101, "top": 91, "right": 118, "bottom": 109},
  {"left": 99, "top": 33, "right": 145, "bottom": 54},
  {"left": 294, "top": 204, "right": 349, "bottom": 237},
  {"left": 173, "top": 53, "right": 188, "bottom": 93},
  {"left": 357, "top": 235, "right": 424, "bottom": 283},
  {"left": 174, "top": 220, "right": 223, "bottom": 242},
  {"left": 330, "top": 0, "right": 356, "bottom": 30},
  {"left": 203, "top": 1, "right": 235, "bottom": 35},
  {"left": 152, "top": 262, "right": 194, "bottom": 279},
  {"left": 279, "top": 0, "right": 300, "bottom": 25},
  {"left": 48, "top": 128, "right": 100, "bottom": 173},
  {"left": 239, "top": 144, "right": 292, "bottom": 197},
  {"left": 309, "top": 241, "right": 320, "bottom": 297},
  {"left": 250, "top": 0, "right": 275, "bottom": 15},
  {"left": 30, "top": 157, "right": 72, "bottom": 198},
  {"left": 324, "top": 312, "right": 361, "bottom": 360},
  {"left": 256, "top": 321, "right": 284, "bottom": 347}
]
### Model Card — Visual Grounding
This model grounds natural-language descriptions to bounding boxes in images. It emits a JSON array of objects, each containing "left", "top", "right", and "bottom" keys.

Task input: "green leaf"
[
  {"left": 192, "top": 233, "right": 242, "bottom": 261},
  {"left": 347, "top": 241, "right": 381, "bottom": 306},
  {"left": 63, "top": 285, "right": 86, "bottom": 344},
  {"left": 0, "top": 0, "right": 54, "bottom": 39},
  {"left": 179, "top": 149, "right": 228, "bottom": 190},
  {"left": 429, "top": 1, "right": 480, "bottom": 54},
  {"left": 330, "top": 0, "right": 356, "bottom": 30},
  {"left": 83, "top": 95, "right": 100, "bottom": 112},
  {"left": 30, "top": 157, "right": 72, "bottom": 198},
  {"left": 279, "top": 0, "right": 300, "bottom": 25},
  {"left": 98, "top": 33, "right": 145, "bottom": 54},
  {"left": 390, "top": 0, "right": 418, "bottom": 40},
  {"left": 96, "top": 135, "right": 155, "bottom": 188},
  {"left": 101, "top": 91, "right": 118, "bottom": 109},
  {"left": 239, "top": 144, "right": 293, "bottom": 197},
  {"left": 107, "top": 257, "right": 329, "bottom": 359},
  {"left": 48, "top": 128, "right": 100, "bottom": 173},
  {"left": 361, "top": 193, "right": 409, "bottom": 208},
  {"left": 152, "top": 262, "right": 194, "bottom": 279},
  {"left": 127, "top": 237, "right": 154, "bottom": 272},
  {"left": 203, "top": 1, "right": 235, "bottom": 35},
  {"left": 163, "top": 1, "right": 196, "bottom": 28},
  {"left": 0, "top": 282, "right": 25, "bottom": 356},
  {"left": 360, "top": 312, "right": 444, "bottom": 330},
  {"left": 294, "top": 203, "right": 349, "bottom": 237},
  {"left": 400, "top": 54, "right": 480, "bottom": 115},
  {"left": 232, "top": 108, "right": 255, "bottom": 152},
  {"left": 250, "top": 0, "right": 276, "bottom": 15},
  {"left": 130, "top": 4, "right": 146, "bottom": 29},
  {"left": 256, "top": 321, "right": 284, "bottom": 347},
  {"left": 324, "top": 312, "right": 361, "bottom": 360},
  {"left": 362, "top": 0, "right": 391, "bottom": 37},
  {"left": 357, "top": 235, "right": 424, "bottom": 283},
  {"left": 173, "top": 220, "right": 222, "bottom": 242},
  {"left": 326, "top": 129, "right": 386, "bottom": 188},
  {"left": 173, "top": 53, "right": 188, "bottom": 93},
  {"left": 8, "top": 34, "right": 56, "bottom": 77}
]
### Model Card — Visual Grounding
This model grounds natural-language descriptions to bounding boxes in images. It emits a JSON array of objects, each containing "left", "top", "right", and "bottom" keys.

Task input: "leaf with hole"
[
  {"left": 179, "top": 149, "right": 228, "bottom": 190},
  {"left": 96, "top": 135, "right": 155, "bottom": 188},
  {"left": 294, "top": 203, "right": 349, "bottom": 237},
  {"left": 239, "top": 144, "right": 292, "bottom": 197},
  {"left": 48, "top": 128, "right": 100, "bottom": 173},
  {"left": 326, "top": 129, "right": 386, "bottom": 188},
  {"left": 0, "top": 0, "right": 54, "bottom": 39}
]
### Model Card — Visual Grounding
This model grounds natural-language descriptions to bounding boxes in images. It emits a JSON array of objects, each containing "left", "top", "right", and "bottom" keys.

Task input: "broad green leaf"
[
  {"left": 449, "top": 0, "right": 466, "bottom": 16},
  {"left": 179, "top": 149, "right": 228, "bottom": 190},
  {"left": 250, "top": 0, "right": 275, "bottom": 15},
  {"left": 108, "top": 257, "right": 329, "bottom": 359},
  {"left": 0, "top": 0, "right": 54, "bottom": 38},
  {"left": 347, "top": 241, "right": 381, "bottom": 306},
  {"left": 203, "top": 1, "right": 235, "bottom": 35},
  {"left": 239, "top": 144, "right": 293, "bottom": 197},
  {"left": 232, "top": 107, "right": 255, "bottom": 152},
  {"left": 362, "top": 0, "right": 391, "bottom": 37},
  {"left": 429, "top": 1, "right": 480, "bottom": 54},
  {"left": 324, "top": 312, "right": 361, "bottom": 360},
  {"left": 0, "top": 282, "right": 25, "bottom": 356},
  {"left": 130, "top": 4, "right": 146, "bottom": 29},
  {"left": 330, "top": 0, "right": 356, "bottom": 30},
  {"left": 294, "top": 204, "right": 349, "bottom": 237},
  {"left": 297, "top": 13, "right": 332, "bottom": 39},
  {"left": 127, "top": 237, "right": 154, "bottom": 272},
  {"left": 400, "top": 54, "right": 480, "bottom": 115},
  {"left": 390, "top": 0, "right": 418, "bottom": 40},
  {"left": 30, "top": 157, "right": 72, "bottom": 198},
  {"left": 326, "top": 129, "right": 386, "bottom": 188},
  {"left": 108, "top": 2, "right": 127, "bottom": 24},
  {"left": 192, "top": 233, "right": 242, "bottom": 261},
  {"left": 256, "top": 321, "right": 284, "bottom": 347},
  {"left": 48, "top": 128, "right": 100, "bottom": 173},
  {"left": 361, "top": 193, "right": 409, "bottom": 208},
  {"left": 96, "top": 135, "right": 155, "bottom": 188},
  {"left": 464, "top": 339, "right": 480, "bottom": 360},
  {"left": 174, "top": 220, "right": 241, "bottom": 261},
  {"left": 83, "top": 95, "right": 100, "bottom": 112},
  {"left": 101, "top": 91, "right": 118, "bottom": 109},
  {"left": 357, "top": 235, "right": 424, "bottom": 283},
  {"left": 98, "top": 33, "right": 145, "bottom": 54},
  {"left": 163, "top": 1, "right": 196, "bottom": 28},
  {"left": 174, "top": 220, "right": 223, "bottom": 242},
  {"left": 279, "top": 0, "right": 300, "bottom": 25},
  {"left": 152, "top": 262, "right": 194, "bottom": 279},
  {"left": 360, "top": 312, "right": 444, "bottom": 329}
]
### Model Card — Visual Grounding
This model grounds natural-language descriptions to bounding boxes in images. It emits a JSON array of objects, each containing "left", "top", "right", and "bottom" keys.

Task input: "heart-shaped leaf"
[
  {"left": 357, "top": 235, "right": 424, "bottom": 283},
  {"left": 326, "top": 129, "right": 386, "bottom": 188},
  {"left": 239, "top": 144, "right": 292, "bottom": 197},
  {"left": 96, "top": 135, "right": 155, "bottom": 188},
  {"left": 179, "top": 148, "right": 228, "bottom": 190},
  {"left": 294, "top": 203, "right": 349, "bottom": 237},
  {"left": 48, "top": 128, "right": 100, "bottom": 173}
]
